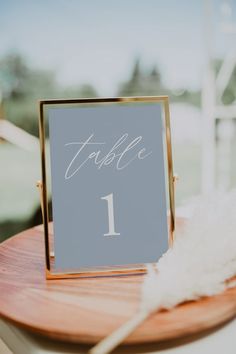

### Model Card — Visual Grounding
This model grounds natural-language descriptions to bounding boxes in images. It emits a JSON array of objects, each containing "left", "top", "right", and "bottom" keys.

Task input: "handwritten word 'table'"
[{"left": 64, "top": 133, "right": 152, "bottom": 180}]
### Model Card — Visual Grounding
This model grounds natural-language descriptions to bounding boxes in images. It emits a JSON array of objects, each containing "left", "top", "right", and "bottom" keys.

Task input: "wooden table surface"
[{"left": 0, "top": 221, "right": 236, "bottom": 346}]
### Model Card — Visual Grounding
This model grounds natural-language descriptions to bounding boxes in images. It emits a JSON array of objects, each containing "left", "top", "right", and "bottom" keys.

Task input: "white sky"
[{"left": 0, "top": 0, "right": 233, "bottom": 95}]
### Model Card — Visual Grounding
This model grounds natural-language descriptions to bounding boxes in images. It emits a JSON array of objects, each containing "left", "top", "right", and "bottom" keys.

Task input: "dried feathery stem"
[
  {"left": 89, "top": 309, "right": 149, "bottom": 354},
  {"left": 89, "top": 191, "right": 236, "bottom": 354}
]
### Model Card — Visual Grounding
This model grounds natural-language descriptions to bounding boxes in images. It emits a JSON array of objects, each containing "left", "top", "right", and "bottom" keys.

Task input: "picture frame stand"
[{"left": 37, "top": 96, "right": 177, "bottom": 279}]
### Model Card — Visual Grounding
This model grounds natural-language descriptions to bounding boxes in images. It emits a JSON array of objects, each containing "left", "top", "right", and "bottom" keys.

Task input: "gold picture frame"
[{"left": 38, "top": 96, "right": 175, "bottom": 279}]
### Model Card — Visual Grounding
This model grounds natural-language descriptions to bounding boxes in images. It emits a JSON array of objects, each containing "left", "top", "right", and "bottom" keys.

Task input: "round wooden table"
[{"left": 0, "top": 221, "right": 236, "bottom": 347}]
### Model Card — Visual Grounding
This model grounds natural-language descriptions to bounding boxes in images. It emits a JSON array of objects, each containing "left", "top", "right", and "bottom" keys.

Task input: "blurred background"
[{"left": 0, "top": 0, "right": 236, "bottom": 241}]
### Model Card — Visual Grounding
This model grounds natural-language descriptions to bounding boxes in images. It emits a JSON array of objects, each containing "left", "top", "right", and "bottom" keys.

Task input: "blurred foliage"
[
  {"left": 0, "top": 142, "right": 51, "bottom": 241},
  {"left": 0, "top": 220, "right": 29, "bottom": 243},
  {"left": 0, "top": 54, "right": 235, "bottom": 138},
  {"left": 0, "top": 54, "right": 57, "bottom": 99},
  {"left": 0, "top": 53, "right": 98, "bottom": 136},
  {"left": 118, "top": 57, "right": 236, "bottom": 107},
  {"left": 0, "top": 52, "right": 236, "bottom": 241},
  {"left": 214, "top": 58, "right": 236, "bottom": 105},
  {"left": 118, "top": 58, "right": 166, "bottom": 96},
  {"left": 118, "top": 58, "right": 201, "bottom": 106}
]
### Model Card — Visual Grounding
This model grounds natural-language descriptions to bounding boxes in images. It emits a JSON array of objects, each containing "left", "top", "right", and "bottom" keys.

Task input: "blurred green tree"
[
  {"left": 118, "top": 58, "right": 200, "bottom": 106},
  {"left": 118, "top": 58, "right": 166, "bottom": 96},
  {"left": 0, "top": 53, "right": 30, "bottom": 99},
  {"left": 0, "top": 53, "right": 98, "bottom": 136},
  {"left": 79, "top": 84, "right": 98, "bottom": 97},
  {"left": 0, "top": 53, "right": 58, "bottom": 136}
]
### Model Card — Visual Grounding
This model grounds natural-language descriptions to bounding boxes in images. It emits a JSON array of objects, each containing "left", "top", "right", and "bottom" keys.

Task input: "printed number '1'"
[{"left": 101, "top": 193, "right": 120, "bottom": 237}]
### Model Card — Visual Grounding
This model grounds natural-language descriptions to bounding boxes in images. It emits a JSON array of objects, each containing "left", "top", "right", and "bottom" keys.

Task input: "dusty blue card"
[{"left": 48, "top": 103, "right": 168, "bottom": 270}]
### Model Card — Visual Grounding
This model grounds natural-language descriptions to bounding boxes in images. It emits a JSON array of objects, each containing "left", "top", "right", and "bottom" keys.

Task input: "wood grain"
[{"left": 0, "top": 220, "right": 236, "bottom": 344}]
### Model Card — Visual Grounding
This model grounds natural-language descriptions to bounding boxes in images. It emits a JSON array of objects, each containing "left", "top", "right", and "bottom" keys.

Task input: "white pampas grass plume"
[{"left": 89, "top": 191, "right": 236, "bottom": 354}]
